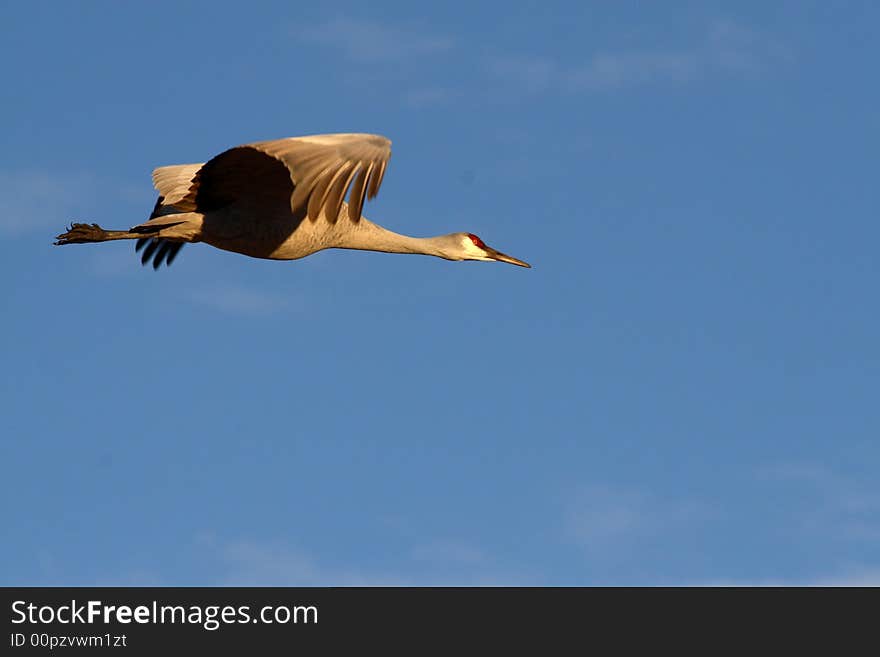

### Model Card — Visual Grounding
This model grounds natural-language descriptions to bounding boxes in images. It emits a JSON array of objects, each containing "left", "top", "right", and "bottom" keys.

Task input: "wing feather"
[
  {"left": 156, "top": 133, "right": 392, "bottom": 223},
  {"left": 324, "top": 164, "right": 360, "bottom": 225},
  {"left": 307, "top": 161, "right": 349, "bottom": 221},
  {"left": 249, "top": 133, "right": 392, "bottom": 222},
  {"left": 367, "top": 158, "right": 385, "bottom": 199},
  {"left": 151, "top": 164, "right": 202, "bottom": 209},
  {"left": 348, "top": 162, "right": 373, "bottom": 223},
  {"left": 371, "top": 158, "right": 388, "bottom": 199}
]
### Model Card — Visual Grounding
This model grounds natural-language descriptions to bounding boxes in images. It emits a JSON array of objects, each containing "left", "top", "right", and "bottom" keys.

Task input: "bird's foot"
[{"left": 54, "top": 223, "right": 107, "bottom": 245}]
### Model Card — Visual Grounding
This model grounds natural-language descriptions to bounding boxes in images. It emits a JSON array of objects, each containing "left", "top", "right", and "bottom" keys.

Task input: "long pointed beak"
[{"left": 485, "top": 246, "right": 531, "bottom": 268}]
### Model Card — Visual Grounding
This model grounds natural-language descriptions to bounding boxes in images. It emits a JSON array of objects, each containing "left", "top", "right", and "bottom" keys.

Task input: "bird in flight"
[{"left": 55, "top": 133, "right": 530, "bottom": 270}]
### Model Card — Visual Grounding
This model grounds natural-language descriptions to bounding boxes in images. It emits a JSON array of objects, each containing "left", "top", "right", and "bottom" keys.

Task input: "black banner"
[{"left": 1, "top": 587, "right": 873, "bottom": 652}]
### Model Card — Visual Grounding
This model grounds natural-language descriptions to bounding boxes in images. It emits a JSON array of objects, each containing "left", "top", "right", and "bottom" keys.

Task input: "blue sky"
[{"left": 2, "top": 1, "right": 879, "bottom": 586}]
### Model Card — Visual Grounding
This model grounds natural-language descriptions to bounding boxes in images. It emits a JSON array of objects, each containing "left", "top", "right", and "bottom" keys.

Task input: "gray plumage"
[{"left": 55, "top": 133, "right": 531, "bottom": 270}]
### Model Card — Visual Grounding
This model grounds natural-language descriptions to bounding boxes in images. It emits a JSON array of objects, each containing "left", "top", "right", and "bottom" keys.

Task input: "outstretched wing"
[
  {"left": 173, "top": 133, "right": 392, "bottom": 223},
  {"left": 151, "top": 163, "right": 203, "bottom": 210},
  {"left": 251, "top": 133, "right": 391, "bottom": 223}
]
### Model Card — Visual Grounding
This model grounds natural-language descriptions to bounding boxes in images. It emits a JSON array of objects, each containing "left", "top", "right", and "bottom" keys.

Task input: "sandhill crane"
[{"left": 54, "top": 133, "right": 530, "bottom": 270}]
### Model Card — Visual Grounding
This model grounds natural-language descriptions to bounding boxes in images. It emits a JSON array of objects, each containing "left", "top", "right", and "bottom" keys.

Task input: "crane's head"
[{"left": 445, "top": 232, "right": 531, "bottom": 268}]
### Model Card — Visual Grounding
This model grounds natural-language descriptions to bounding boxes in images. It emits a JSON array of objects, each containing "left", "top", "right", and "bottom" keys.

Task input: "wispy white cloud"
[
  {"left": 211, "top": 537, "right": 530, "bottom": 586},
  {"left": 565, "top": 484, "right": 704, "bottom": 549},
  {"left": 403, "top": 86, "right": 458, "bottom": 109},
  {"left": 570, "top": 51, "right": 701, "bottom": 90},
  {"left": 487, "top": 19, "right": 791, "bottom": 94},
  {"left": 410, "top": 539, "right": 486, "bottom": 565},
  {"left": 220, "top": 540, "right": 426, "bottom": 586},
  {"left": 756, "top": 462, "right": 880, "bottom": 542},
  {"left": 707, "top": 19, "right": 793, "bottom": 73},
  {"left": 292, "top": 18, "right": 456, "bottom": 108},
  {"left": 484, "top": 54, "right": 559, "bottom": 94},
  {"left": 86, "top": 248, "right": 142, "bottom": 277},
  {"left": 0, "top": 170, "right": 94, "bottom": 235},
  {"left": 486, "top": 50, "right": 700, "bottom": 92},
  {"left": 91, "top": 571, "right": 168, "bottom": 586},
  {"left": 0, "top": 169, "right": 147, "bottom": 236},
  {"left": 220, "top": 540, "right": 340, "bottom": 586},
  {"left": 693, "top": 567, "right": 880, "bottom": 587},
  {"left": 806, "top": 569, "right": 880, "bottom": 587},
  {"left": 296, "top": 18, "right": 454, "bottom": 62},
  {"left": 187, "top": 285, "right": 294, "bottom": 316}
]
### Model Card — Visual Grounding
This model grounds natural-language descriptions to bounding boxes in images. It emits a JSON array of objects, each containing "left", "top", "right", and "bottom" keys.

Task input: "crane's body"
[
  {"left": 55, "top": 133, "right": 531, "bottom": 270},
  {"left": 140, "top": 204, "right": 471, "bottom": 262}
]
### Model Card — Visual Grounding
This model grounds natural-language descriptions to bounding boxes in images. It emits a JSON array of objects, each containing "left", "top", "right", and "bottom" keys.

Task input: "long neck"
[{"left": 328, "top": 217, "right": 449, "bottom": 258}]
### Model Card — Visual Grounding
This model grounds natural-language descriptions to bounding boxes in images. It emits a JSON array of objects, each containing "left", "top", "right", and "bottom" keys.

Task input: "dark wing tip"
[{"left": 135, "top": 238, "right": 184, "bottom": 270}]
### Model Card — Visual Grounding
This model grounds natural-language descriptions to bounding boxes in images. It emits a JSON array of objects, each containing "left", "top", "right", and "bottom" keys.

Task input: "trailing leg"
[
  {"left": 54, "top": 222, "right": 157, "bottom": 245},
  {"left": 55, "top": 212, "right": 201, "bottom": 269}
]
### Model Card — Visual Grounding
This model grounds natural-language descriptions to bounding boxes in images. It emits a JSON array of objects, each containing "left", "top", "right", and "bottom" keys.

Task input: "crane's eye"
[{"left": 467, "top": 233, "right": 486, "bottom": 249}]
